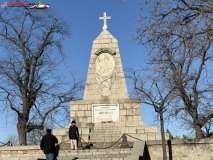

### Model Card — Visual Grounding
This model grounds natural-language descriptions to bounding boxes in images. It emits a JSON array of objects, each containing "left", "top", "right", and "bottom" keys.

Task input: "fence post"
[
  {"left": 120, "top": 134, "right": 129, "bottom": 148},
  {"left": 77, "top": 137, "right": 82, "bottom": 149}
]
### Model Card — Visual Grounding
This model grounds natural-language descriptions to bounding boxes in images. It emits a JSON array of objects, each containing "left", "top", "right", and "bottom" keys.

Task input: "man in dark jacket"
[
  {"left": 40, "top": 129, "right": 58, "bottom": 160},
  {"left": 69, "top": 121, "right": 79, "bottom": 150}
]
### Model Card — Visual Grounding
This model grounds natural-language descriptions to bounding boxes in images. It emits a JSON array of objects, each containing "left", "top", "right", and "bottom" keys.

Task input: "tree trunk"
[
  {"left": 17, "top": 119, "right": 27, "bottom": 145},
  {"left": 160, "top": 111, "right": 167, "bottom": 160},
  {"left": 194, "top": 123, "right": 204, "bottom": 138}
]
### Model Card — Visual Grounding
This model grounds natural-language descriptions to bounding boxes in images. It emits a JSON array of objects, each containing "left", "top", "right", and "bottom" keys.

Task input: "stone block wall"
[
  {"left": 1, "top": 139, "right": 212, "bottom": 160},
  {"left": 83, "top": 30, "right": 129, "bottom": 100},
  {"left": 118, "top": 99, "right": 141, "bottom": 123},
  {"left": 70, "top": 98, "right": 142, "bottom": 124},
  {"left": 70, "top": 100, "right": 92, "bottom": 124},
  {"left": 0, "top": 146, "right": 132, "bottom": 160},
  {"left": 53, "top": 98, "right": 167, "bottom": 143},
  {"left": 147, "top": 138, "right": 213, "bottom": 160},
  {"left": 0, "top": 145, "right": 41, "bottom": 160}
]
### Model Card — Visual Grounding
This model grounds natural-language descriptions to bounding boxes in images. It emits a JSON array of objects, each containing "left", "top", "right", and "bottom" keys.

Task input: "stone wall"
[
  {"left": 147, "top": 138, "right": 213, "bottom": 160},
  {"left": 70, "top": 98, "right": 141, "bottom": 124},
  {"left": 1, "top": 139, "right": 213, "bottom": 160},
  {"left": 0, "top": 145, "right": 132, "bottom": 160},
  {"left": 0, "top": 145, "right": 41, "bottom": 160},
  {"left": 83, "top": 30, "right": 129, "bottom": 100},
  {"left": 53, "top": 97, "right": 164, "bottom": 143}
]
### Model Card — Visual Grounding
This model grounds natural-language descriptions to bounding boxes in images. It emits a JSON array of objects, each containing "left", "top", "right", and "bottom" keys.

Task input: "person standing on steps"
[
  {"left": 40, "top": 129, "right": 58, "bottom": 160},
  {"left": 69, "top": 120, "right": 79, "bottom": 150}
]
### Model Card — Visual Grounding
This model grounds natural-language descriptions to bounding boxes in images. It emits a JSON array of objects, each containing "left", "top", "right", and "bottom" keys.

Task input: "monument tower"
[{"left": 53, "top": 12, "right": 167, "bottom": 143}]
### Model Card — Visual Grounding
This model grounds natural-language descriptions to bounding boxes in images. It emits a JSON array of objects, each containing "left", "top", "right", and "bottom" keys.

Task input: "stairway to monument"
[
  {"left": 56, "top": 148, "right": 132, "bottom": 160},
  {"left": 88, "top": 123, "right": 122, "bottom": 143}
]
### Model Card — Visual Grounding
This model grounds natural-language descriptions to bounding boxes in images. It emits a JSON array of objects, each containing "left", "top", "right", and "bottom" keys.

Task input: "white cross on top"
[{"left": 99, "top": 12, "right": 111, "bottom": 30}]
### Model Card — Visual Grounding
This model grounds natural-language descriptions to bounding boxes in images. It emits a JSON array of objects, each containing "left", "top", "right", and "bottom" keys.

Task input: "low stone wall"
[
  {"left": 0, "top": 145, "right": 41, "bottom": 160},
  {"left": 0, "top": 145, "right": 132, "bottom": 160},
  {"left": 147, "top": 138, "right": 213, "bottom": 160},
  {"left": 1, "top": 139, "right": 212, "bottom": 160}
]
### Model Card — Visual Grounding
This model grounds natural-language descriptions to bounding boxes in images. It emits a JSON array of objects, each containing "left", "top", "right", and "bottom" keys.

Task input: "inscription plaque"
[{"left": 92, "top": 104, "right": 119, "bottom": 122}]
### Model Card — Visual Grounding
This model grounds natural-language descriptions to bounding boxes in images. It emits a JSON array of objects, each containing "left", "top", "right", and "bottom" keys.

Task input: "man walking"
[
  {"left": 69, "top": 121, "right": 79, "bottom": 150},
  {"left": 40, "top": 129, "right": 58, "bottom": 160}
]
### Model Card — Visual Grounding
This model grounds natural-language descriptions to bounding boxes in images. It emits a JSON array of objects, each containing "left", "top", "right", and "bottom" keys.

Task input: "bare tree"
[
  {"left": 173, "top": 105, "right": 213, "bottom": 138},
  {"left": 130, "top": 0, "right": 213, "bottom": 138},
  {"left": 27, "top": 122, "right": 53, "bottom": 145},
  {"left": 6, "top": 134, "right": 19, "bottom": 146},
  {"left": 127, "top": 69, "right": 175, "bottom": 160},
  {"left": 0, "top": 7, "right": 84, "bottom": 145},
  {"left": 202, "top": 119, "right": 213, "bottom": 138}
]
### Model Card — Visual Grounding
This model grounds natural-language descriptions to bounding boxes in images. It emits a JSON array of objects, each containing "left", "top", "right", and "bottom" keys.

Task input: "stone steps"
[
  {"left": 90, "top": 130, "right": 121, "bottom": 135},
  {"left": 88, "top": 125, "right": 121, "bottom": 143},
  {"left": 57, "top": 153, "right": 129, "bottom": 160},
  {"left": 89, "top": 138, "right": 121, "bottom": 141},
  {"left": 89, "top": 135, "right": 121, "bottom": 139},
  {"left": 57, "top": 158, "right": 126, "bottom": 160},
  {"left": 92, "top": 126, "right": 120, "bottom": 129},
  {"left": 93, "top": 123, "right": 120, "bottom": 127},
  {"left": 90, "top": 134, "right": 121, "bottom": 137},
  {"left": 90, "top": 131, "right": 121, "bottom": 135},
  {"left": 92, "top": 129, "right": 120, "bottom": 132},
  {"left": 89, "top": 139, "right": 121, "bottom": 142},
  {"left": 57, "top": 148, "right": 132, "bottom": 160},
  {"left": 90, "top": 136, "right": 120, "bottom": 142},
  {"left": 58, "top": 158, "right": 126, "bottom": 160}
]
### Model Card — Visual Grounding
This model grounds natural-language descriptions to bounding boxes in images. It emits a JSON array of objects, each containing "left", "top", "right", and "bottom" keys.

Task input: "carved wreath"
[{"left": 95, "top": 52, "right": 116, "bottom": 96}]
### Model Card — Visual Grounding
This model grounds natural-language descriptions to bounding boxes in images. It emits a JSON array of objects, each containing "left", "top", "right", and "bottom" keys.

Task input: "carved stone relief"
[{"left": 95, "top": 52, "right": 116, "bottom": 96}]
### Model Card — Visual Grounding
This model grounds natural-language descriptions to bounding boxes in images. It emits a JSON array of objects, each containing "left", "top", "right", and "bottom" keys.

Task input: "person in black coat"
[
  {"left": 40, "top": 129, "right": 58, "bottom": 160},
  {"left": 69, "top": 121, "right": 79, "bottom": 150}
]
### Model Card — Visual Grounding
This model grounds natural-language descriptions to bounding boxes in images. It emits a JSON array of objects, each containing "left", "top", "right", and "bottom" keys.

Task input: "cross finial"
[{"left": 99, "top": 12, "right": 111, "bottom": 30}]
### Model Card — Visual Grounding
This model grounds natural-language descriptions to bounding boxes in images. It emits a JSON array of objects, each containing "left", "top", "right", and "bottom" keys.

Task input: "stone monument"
[{"left": 53, "top": 12, "right": 168, "bottom": 143}]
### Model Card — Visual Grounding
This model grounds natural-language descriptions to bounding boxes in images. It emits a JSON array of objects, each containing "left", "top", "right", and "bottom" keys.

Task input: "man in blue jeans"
[{"left": 40, "top": 129, "right": 58, "bottom": 160}]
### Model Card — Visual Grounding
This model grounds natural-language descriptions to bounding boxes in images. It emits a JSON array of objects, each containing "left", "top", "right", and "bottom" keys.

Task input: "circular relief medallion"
[{"left": 95, "top": 53, "right": 115, "bottom": 77}]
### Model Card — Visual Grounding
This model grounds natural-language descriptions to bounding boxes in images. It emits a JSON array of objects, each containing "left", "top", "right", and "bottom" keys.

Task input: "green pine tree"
[
  {"left": 166, "top": 129, "right": 173, "bottom": 140},
  {"left": 181, "top": 134, "right": 189, "bottom": 139}
]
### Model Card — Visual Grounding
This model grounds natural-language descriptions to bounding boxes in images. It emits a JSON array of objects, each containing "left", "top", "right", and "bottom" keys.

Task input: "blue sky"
[{"left": 0, "top": 0, "right": 189, "bottom": 143}]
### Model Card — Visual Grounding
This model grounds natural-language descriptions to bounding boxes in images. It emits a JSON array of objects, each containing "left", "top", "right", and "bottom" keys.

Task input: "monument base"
[
  {"left": 53, "top": 121, "right": 168, "bottom": 143},
  {"left": 53, "top": 98, "right": 169, "bottom": 143}
]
